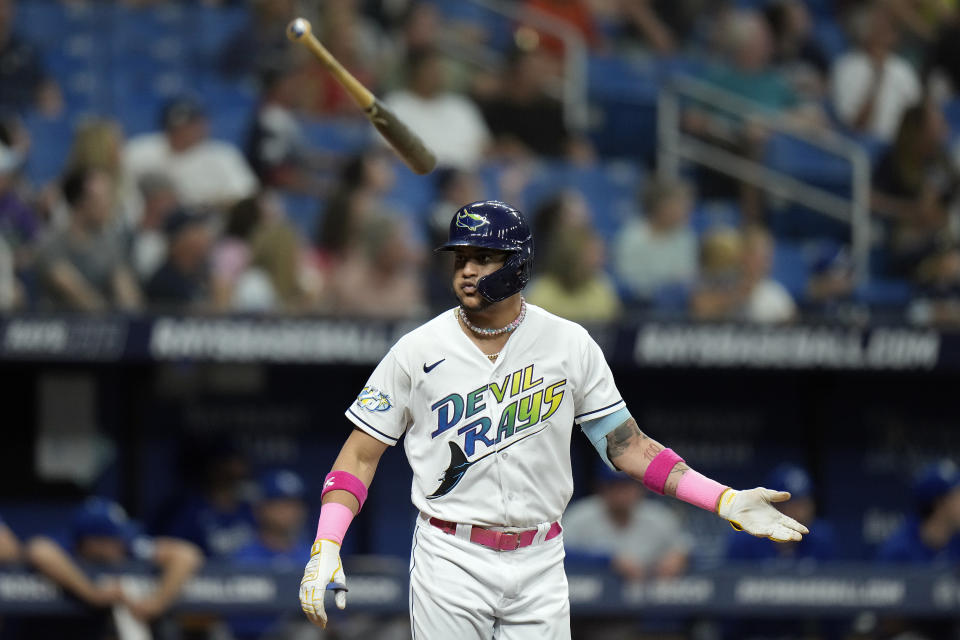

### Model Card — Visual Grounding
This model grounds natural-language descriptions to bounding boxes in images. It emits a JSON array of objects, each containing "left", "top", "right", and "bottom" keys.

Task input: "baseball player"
[{"left": 300, "top": 200, "right": 809, "bottom": 637}]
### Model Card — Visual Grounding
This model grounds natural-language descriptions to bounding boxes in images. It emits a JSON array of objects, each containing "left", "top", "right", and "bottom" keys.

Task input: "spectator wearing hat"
[
  {"left": 25, "top": 498, "right": 203, "bottom": 624},
  {"left": 228, "top": 470, "right": 312, "bottom": 640},
  {"left": 234, "top": 469, "right": 310, "bottom": 567},
  {"left": 124, "top": 96, "right": 258, "bottom": 212},
  {"left": 144, "top": 210, "right": 213, "bottom": 310},
  {"left": 37, "top": 167, "right": 142, "bottom": 311},
  {"left": 246, "top": 62, "right": 332, "bottom": 196},
  {"left": 563, "top": 465, "right": 692, "bottom": 582},
  {"left": 725, "top": 463, "right": 837, "bottom": 563},
  {"left": 162, "top": 443, "right": 258, "bottom": 559},
  {"left": 877, "top": 460, "right": 960, "bottom": 563}
]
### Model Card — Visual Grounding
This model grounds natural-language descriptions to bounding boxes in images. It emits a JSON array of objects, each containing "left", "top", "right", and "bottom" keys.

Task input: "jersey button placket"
[{"left": 488, "top": 368, "right": 511, "bottom": 524}]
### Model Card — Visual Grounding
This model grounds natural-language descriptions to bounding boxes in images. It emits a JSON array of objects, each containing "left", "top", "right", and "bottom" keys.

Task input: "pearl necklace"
[{"left": 458, "top": 297, "right": 527, "bottom": 336}]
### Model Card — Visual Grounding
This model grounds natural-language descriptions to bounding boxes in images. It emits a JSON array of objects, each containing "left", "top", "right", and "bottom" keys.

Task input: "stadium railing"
[{"left": 1, "top": 563, "right": 957, "bottom": 617}]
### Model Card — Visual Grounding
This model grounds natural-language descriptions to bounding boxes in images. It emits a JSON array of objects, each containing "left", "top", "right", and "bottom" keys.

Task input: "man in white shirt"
[
  {"left": 564, "top": 466, "right": 691, "bottom": 581},
  {"left": 385, "top": 48, "right": 490, "bottom": 170},
  {"left": 613, "top": 179, "right": 698, "bottom": 301},
  {"left": 830, "top": 4, "right": 921, "bottom": 142},
  {"left": 124, "top": 97, "right": 258, "bottom": 212}
]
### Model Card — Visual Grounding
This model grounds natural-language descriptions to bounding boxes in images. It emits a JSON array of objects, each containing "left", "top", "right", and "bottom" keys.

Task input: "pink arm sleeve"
[{"left": 315, "top": 502, "right": 355, "bottom": 545}]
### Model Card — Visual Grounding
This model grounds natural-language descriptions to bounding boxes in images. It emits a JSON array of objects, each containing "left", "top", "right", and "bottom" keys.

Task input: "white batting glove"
[
  {"left": 299, "top": 539, "right": 347, "bottom": 627},
  {"left": 717, "top": 488, "right": 810, "bottom": 542}
]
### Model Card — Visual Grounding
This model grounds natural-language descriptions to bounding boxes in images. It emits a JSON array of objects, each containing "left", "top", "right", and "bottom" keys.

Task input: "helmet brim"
[{"left": 434, "top": 239, "right": 522, "bottom": 253}]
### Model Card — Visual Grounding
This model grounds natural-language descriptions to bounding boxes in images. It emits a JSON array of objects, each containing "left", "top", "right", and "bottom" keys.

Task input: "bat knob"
[{"left": 286, "top": 17, "right": 311, "bottom": 41}]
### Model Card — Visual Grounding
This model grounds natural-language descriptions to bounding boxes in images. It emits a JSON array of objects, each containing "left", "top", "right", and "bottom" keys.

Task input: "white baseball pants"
[{"left": 408, "top": 515, "right": 571, "bottom": 639}]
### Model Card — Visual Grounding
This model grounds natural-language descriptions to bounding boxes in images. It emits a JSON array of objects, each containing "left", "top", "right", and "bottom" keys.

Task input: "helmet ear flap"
[{"left": 477, "top": 248, "right": 531, "bottom": 302}]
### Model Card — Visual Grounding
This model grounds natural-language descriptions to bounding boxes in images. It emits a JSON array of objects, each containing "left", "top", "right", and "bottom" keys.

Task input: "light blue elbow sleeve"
[{"left": 580, "top": 407, "right": 631, "bottom": 471}]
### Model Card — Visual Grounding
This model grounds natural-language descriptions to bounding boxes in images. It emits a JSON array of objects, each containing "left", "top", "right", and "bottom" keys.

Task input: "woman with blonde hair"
[{"left": 66, "top": 118, "right": 141, "bottom": 226}]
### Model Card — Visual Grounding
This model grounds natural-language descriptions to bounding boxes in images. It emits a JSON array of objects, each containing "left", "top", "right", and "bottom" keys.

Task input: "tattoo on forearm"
[
  {"left": 605, "top": 418, "right": 644, "bottom": 459},
  {"left": 663, "top": 462, "right": 691, "bottom": 496}
]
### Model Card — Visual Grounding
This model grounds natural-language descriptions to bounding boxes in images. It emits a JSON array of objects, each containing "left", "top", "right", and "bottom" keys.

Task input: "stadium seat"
[
  {"left": 769, "top": 201, "right": 852, "bottom": 242},
  {"left": 113, "top": 93, "right": 163, "bottom": 138},
  {"left": 383, "top": 162, "right": 437, "bottom": 218},
  {"left": 811, "top": 18, "right": 849, "bottom": 61},
  {"left": 650, "top": 282, "right": 691, "bottom": 313},
  {"left": 587, "top": 55, "right": 659, "bottom": 161},
  {"left": 853, "top": 278, "right": 914, "bottom": 307},
  {"left": 690, "top": 200, "right": 742, "bottom": 236},
  {"left": 280, "top": 192, "right": 323, "bottom": 241},
  {"left": 516, "top": 160, "right": 643, "bottom": 240},
  {"left": 771, "top": 241, "right": 810, "bottom": 300},
  {"left": 23, "top": 113, "right": 74, "bottom": 185},
  {"left": 15, "top": 1, "right": 106, "bottom": 51},
  {"left": 191, "top": 5, "right": 251, "bottom": 69},
  {"left": 942, "top": 98, "right": 960, "bottom": 145},
  {"left": 204, "top": 82, "right": 258, "bottom": 147},
  {"left": 763, "top": 132, "right": 854, "bottom": 192},
  {"left": 300, "top": 119, "right": 374, "bottom": 155}
]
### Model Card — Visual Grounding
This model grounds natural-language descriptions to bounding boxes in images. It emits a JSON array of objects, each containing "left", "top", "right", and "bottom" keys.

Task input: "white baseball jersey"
[{"left": 344, "top": 303, "right": 624, "bottom": 528}]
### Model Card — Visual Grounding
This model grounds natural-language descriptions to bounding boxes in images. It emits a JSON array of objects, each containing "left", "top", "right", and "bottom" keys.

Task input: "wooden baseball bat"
[{"left": 286, "top": 17, "right": 437, "bottom": 175}]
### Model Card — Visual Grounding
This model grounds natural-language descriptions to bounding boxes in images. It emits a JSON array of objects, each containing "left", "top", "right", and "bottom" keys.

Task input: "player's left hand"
[{"left": 717, "top": 488, "right": 809, "bottom": 542}]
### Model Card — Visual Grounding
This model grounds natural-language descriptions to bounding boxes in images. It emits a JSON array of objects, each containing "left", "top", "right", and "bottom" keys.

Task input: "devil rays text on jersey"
[{"left": 426, "top": 364, "right": 566, "bottom": 499}]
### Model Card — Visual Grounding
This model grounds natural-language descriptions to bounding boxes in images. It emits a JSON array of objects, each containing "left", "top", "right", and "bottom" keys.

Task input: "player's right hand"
[
  {"left": 717, "top": 487, "right": 810, "bottom": 542},
  {"left": 299, "top": 539, "right": 347, "bottom": 627}
]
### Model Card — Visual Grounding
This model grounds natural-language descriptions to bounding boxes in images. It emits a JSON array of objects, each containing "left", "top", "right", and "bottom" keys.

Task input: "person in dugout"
[{"left": 24, "top": 497, "right": 202, "bottom": 638}]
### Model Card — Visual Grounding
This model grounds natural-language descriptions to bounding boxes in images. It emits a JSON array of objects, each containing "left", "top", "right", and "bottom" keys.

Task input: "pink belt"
[{"left": 429, "top": 517, "right": 562, "bottom": 551}]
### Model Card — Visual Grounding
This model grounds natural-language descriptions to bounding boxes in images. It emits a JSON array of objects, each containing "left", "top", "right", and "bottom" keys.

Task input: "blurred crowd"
[
  {"left": 5, "top": 0, "right": 960, "bottom": 325},
  {"left": 1, "top": 452, "right": 958, "bottom": 639}
]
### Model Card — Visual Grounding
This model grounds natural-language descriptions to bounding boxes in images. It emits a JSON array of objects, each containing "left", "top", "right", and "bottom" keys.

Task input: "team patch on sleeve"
[{"left": 355, "top": 386, "right": 393, "bottom": 412}]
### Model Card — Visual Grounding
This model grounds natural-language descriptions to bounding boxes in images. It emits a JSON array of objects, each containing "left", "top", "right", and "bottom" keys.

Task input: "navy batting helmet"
[{"left": 436, "top": 200, "right": 534, "bottom": 302}]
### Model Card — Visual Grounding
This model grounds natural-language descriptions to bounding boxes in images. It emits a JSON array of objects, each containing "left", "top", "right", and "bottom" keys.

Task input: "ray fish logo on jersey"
[
  {"left": 455, "top": 210, "right": 489, "bottom": 231},
  {"left": 355, "top": 386, "right": 392, "bottom": 412},
  {"left": 427, "top": 364, "right": 566, "bottom": 498}
]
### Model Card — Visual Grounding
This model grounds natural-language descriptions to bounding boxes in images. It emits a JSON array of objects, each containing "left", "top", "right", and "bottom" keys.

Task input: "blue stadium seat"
[
  {"left": 114, "top": 93, "right": 163, "bottom": 138},
  {"left": 300, "top": 119, "right": 373, "bottom": 155},
  {"left": 771, "top": 241, "right": 810, "bottom": 300},
  {"left": 383, "top": 162, "right": 436, "bottom": 218},
  {"left": 204, "top": 82, "right": 258, "bottom": 147},
  {"left": 942, "top": 98, "right": 960, "bottom": 145},
  {"left": 110, "top": 58, "right": 194, "bottom": 111},
  {"left": 650, "top": 282, "right": 691, "bottom": 312},
  {"left": 518, "top": 161, "right": 643, "bottom": 240},
  {"left": 812, "top": 17, "right": 849, "bottom": 61},
  {"left": 23, "top": 113, "right": 74, "bottom": 185},
  {"left": 191, "top": 5, "right": 250, "bottom": 69},
  {"left": 15, "top": 1, "right": 106, "bottom": 50},
  {"left": 853, "top": 278, "right": 914, "bottom": 307},
  {"left": 281, "top": 192, "right": 322, "bottom": 241},
  {"left": 763, "top": 132, "right": 854, "bottom": 192},
  {"left": 769, "top": 201, "right": 852, "bottom": 242},
  {"left": 587, "top": 56, "right": 659, "bottom": 161},
  {"left": 805, "top": 0, "right": 839, "bottom": 21},
  {"left": 690, "top": 200, "right": 742, "bottom": 236}
]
